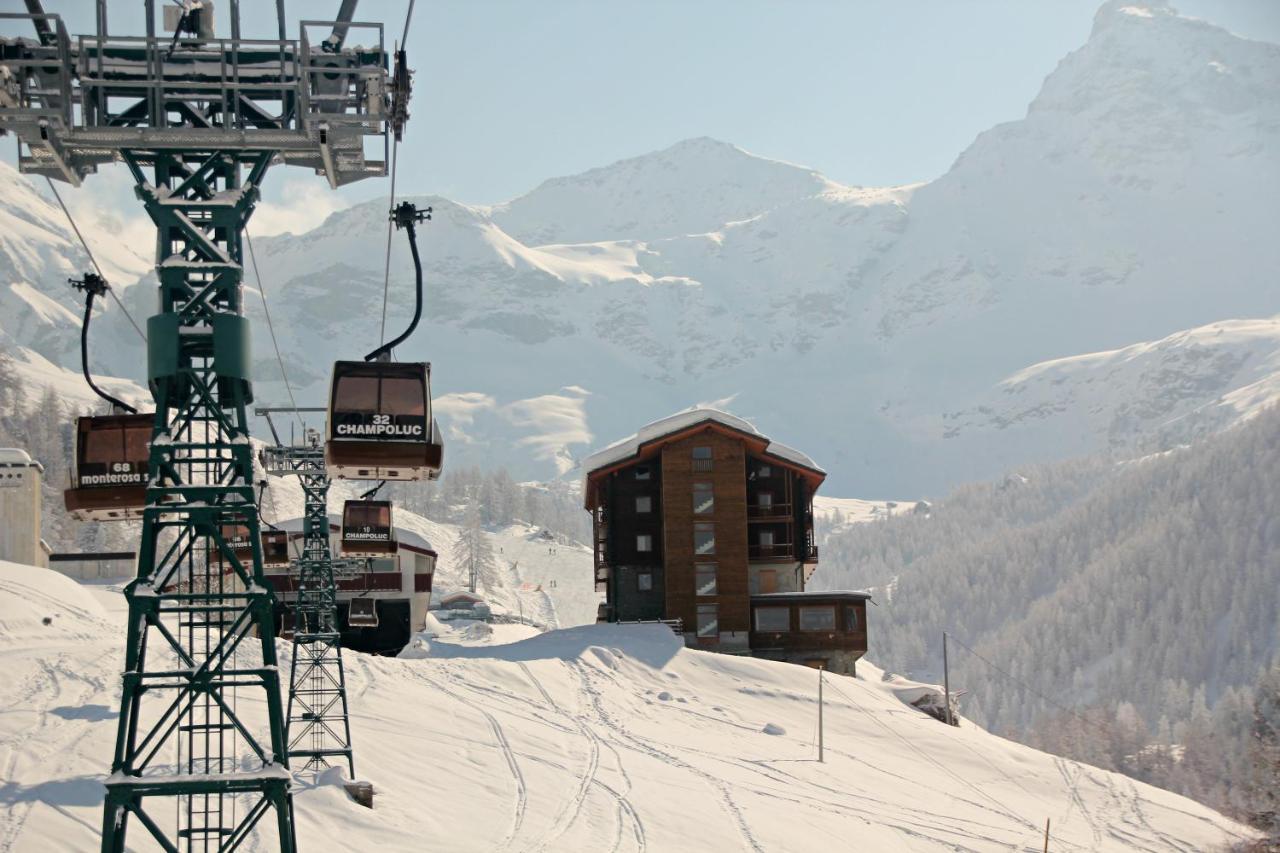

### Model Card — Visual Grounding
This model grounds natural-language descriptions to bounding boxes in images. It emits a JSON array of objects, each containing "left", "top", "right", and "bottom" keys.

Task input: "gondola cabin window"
[
  {"left": 329, "top": 363, "right": 428, "bottom": 442},
  {"left": 77, "top": 416, "right": 150, "bottom": 487}
]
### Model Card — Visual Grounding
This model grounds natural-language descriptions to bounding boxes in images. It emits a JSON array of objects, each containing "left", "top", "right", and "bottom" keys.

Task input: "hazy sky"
[{"left": 3, "top": 0, "right": 1277, "bottom": 232}]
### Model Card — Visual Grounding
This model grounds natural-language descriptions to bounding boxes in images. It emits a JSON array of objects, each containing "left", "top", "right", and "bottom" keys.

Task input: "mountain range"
[{"left": 1, "top": 0, "right": 1277, "bottom": 495}]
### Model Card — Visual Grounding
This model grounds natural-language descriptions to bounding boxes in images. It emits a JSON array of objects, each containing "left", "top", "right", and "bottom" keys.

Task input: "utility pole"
[
  {"left": 818, "top": 665, "right": 825, "bottom": 763},
  {"left": 943, "top": 631, "right": 955, "bottom": 726}
]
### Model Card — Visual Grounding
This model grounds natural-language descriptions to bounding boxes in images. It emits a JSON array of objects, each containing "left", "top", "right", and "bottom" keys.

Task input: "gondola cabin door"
[
  {"left": 64, "top": 414, "right": 153, "bottom": 521},
  {"left": 341, "top": 499, "right": 398, "bottom": 557},
  {"left": 326, "top": 361, "right": 443, "bottom": 481}
]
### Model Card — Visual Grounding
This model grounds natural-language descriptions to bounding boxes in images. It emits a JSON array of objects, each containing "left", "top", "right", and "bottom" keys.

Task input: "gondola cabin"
[
  {"left": 348, "top": 597, "right": 379, "bottom": 628},
  {"left": 64, "top": 414, "right": 152, "bottom": 521},
  {"left": 261, "top": 529, "right": 291, "bottom": 569},
  {"left": 341, "top": 499, "right": 397, "bottom": 556},
  {"left": 326, "top": 361, "right": 444, "bottom": 481},
  {"left": 217, "top": 524, "right": 254, "bottom": 570}
]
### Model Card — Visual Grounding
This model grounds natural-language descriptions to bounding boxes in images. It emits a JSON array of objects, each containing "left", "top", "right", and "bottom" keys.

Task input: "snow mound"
[{"left": 0, "top": 561, "right": 110, "bottom": 641}]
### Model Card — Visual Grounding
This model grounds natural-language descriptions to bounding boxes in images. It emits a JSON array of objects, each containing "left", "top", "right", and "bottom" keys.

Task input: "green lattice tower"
[
  {"left": 0, "top": 9, "right": 398, "bottom": 848},
  {"left": 261, "top": 439, "right": 356, "bottom": 776},
  {"left": 99, "top": 149, "right": 296, "bottom": 851}
]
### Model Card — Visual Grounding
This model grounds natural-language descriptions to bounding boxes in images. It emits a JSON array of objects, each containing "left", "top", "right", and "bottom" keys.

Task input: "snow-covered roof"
[
  {"left": 273, "top": 513, "right": 436, "bottom": 555},
  {"left": 751, "top": 590, "right": 872, "bottom": 602},
  {"left": 0, "top": 448, "right": 40, "bottom": 469},
  {"left": 581, "top": 408, "right": 824, "bottom": 482}
]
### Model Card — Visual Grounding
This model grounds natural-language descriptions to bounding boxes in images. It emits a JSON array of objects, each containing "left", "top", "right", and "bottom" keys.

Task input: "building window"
[
  {"left": 759, "top": 529, "right": 775, "bottom": 547},
  {"left": 798, "top": 606, "right": 836, "bottom": 632},
  {"left": 693, "top": 482, "right": 714, "bottom": 515},
  {"left": 636, "top": 495, "right": 652, "bottom": 513},
  {"left": 696, "top": 604, "right": 718, "bottom": 638},
  {"left": 757, "top": 491, "right": 773, "bottom": 507},
  {"left": 693, "top": 446, "right": 713, "bottom": 472},
  {"left": 844, "top": 606, "right": 859, "bottom": 632},
  {"left": 695, "top": 564, "right": 717, "bottom": 596},
  {"left": 638, "top": 572, "right": 653, "bottom": 592},
  {"left": 758, "top": 464, "right": 772, "bottom": 478},
  {"left": 636, "top": 534, "right": 653, "bottom": 552},
  {"left": 635, "top": 465, "right": 651, "bottom": 480},
  {"left": 754, "top": 607, "right": 790, "bottom": 632},
  {"left": 694, "top": 523, "right": 715, "bottom": 555}
]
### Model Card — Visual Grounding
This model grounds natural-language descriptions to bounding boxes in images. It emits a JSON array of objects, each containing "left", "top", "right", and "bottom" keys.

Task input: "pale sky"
[{"left": 3, "top": 0, "right": 1277, "bottom": 233}]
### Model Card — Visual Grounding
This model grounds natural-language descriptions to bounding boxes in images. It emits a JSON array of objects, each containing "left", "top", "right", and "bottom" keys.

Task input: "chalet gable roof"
[{"left": 582, "top": 408, "right": 825, "bottom": 503}]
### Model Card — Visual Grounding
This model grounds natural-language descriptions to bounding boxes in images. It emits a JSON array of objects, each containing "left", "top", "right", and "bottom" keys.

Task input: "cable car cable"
[
  {"left": 70, "top": 272, "right": 138, "bottom": 414},
  {"left": 44, "top": 178, "right": 147, "bottom": 344},
  {"left": 366, "top": 202, "right": 431, "bottom": 362},
  {"left": 377, "top": 0, "right": 417, "bottom": 347},
  {"left": 244, "top": 232, "right": 306, "bottom": 435}
]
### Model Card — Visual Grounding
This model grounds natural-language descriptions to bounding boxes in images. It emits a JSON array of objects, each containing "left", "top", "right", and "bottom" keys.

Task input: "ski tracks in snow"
[{"left": 571, "top": 660, "right": 762, "bottom": 853}]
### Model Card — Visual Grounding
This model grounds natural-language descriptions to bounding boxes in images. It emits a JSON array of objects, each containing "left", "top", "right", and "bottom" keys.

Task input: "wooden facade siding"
[{"left": 661, "top": 428, "right": 750, "bottom": 637}]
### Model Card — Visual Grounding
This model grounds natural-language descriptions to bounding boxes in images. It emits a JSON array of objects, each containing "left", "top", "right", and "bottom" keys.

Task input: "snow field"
[{"left": 0, "top": 561, "right": 1254, "bottom": 851}]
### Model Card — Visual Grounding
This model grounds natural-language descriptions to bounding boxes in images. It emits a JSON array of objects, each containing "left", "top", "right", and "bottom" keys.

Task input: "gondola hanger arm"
[
  {"left": 365, "top": 201, "right": 431, "bottom": 363},
  {"left": 69, "top": 272, "right": 138, "bottom": 415}
]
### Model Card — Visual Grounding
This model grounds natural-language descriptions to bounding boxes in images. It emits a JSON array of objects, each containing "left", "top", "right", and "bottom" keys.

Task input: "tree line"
[{"left": 812, "top": 406, "right": 1280, "bottom": 837}]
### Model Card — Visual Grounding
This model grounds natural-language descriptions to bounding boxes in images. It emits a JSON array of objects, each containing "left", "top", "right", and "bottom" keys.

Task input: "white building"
[
  {"left": 0, "top": 449, "right": 50, "bottom": 568},
  {"left": 265, "top": 513, "right": 436, "bottom": 654}
]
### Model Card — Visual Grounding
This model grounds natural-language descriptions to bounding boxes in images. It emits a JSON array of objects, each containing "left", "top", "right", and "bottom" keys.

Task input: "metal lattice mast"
[
  {"left": 106, "top": 140, "right": 295, "bottom": 853},
  {"left": 261, "top": 435, "right": 357, "bottom": 776},
  {"left": 0, "top": 7, "right": 400, "bottom": 849}
]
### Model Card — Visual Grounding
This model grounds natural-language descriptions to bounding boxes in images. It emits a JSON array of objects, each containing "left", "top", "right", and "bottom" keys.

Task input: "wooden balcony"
[
  {"left": 748, "top": 542, "right": 820, "bottom": 563},
  {"left": 747, "top": 503, "right": 792, "bottom": 521},
  {"left": 749, "top": 542, "right": 796, "bottom": 562}
]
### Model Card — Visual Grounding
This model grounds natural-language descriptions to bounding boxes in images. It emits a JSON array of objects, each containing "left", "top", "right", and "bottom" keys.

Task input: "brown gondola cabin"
[
  {"left": 64, "top": 414, "right": 153, "bottom": 521},
  {"left": 325, "top": 361, "right": 443, "bottom": 481}
]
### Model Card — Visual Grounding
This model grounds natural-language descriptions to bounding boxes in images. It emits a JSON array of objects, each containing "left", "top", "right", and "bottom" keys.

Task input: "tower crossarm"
[{"left": 0, "top": 12, "right": 390, "bottom": 187}]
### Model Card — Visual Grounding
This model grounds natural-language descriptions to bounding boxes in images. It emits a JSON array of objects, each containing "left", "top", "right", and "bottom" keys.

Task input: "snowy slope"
[
  {"left": 0, "top": 162, "right": 150, "bottom": 376},
  {"left": 941, "top": 316, "right": 1280, "bottom": 459},
  {"left": 0, "top": 562, "right": 1254, "bottom": 851}
]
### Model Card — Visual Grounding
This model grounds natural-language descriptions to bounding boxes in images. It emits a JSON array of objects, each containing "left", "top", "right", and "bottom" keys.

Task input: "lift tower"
[
  {"left": 258, "top": 410, "right": 362, "bottom": 776},
  {"left": 0, "top": 3, "right": 402, "bottom": 849}
]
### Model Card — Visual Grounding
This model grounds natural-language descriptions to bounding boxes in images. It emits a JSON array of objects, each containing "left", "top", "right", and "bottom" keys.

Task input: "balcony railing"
[
  {"left": 747, "top": 542, "right": 821, "bottom": 562},
  {"left": 747, "top": 503, "right": 792, "bottom": 519},
  {"left": 749, "top": 542, "right": 794, "bottom": 561}
]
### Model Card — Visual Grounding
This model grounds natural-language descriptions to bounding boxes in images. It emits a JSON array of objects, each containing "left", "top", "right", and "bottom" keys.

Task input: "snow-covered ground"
[{"left": 0, "top": 561, "right": 1254, "bottom": 851}]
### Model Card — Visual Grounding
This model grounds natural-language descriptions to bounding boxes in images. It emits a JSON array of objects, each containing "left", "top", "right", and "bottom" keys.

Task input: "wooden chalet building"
[{"left": 584, "top": 409, "right": 869, "bottom": 675}]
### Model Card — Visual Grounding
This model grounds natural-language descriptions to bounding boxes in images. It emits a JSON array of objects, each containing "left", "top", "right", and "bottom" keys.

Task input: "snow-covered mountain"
[
  {"left": 941, "top": 316, "right": 1280, "bottom": 460},
  {"left": 0, "top": 561, "right": 1256, "bottom": 851},
  {"left": 3, "top": 0, "right": 1277, "bottom": 494}
]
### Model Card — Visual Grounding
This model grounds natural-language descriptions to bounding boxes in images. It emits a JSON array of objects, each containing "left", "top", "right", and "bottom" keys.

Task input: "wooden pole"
[
  {"left": 943, "top": 632, "right": 954, "bottom": 726},
  {"left": 1043, "top": 817, "right": 1050, "bottom": 852},
  {"left": 818, "top": 666, "right": 825, "bottom": 763}
]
